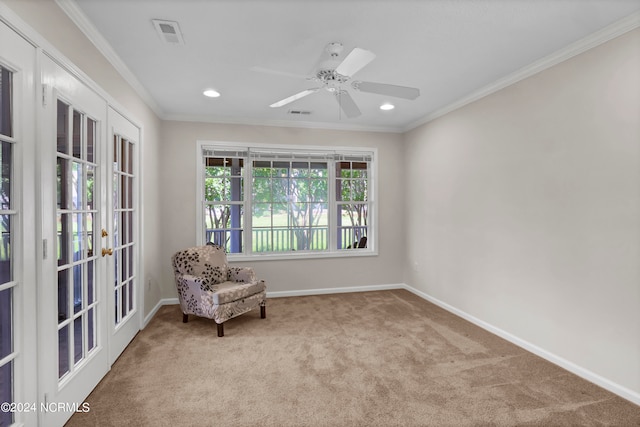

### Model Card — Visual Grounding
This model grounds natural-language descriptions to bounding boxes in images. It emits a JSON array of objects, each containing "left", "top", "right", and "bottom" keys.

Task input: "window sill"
[{"left": 227, "top": 249, "right": 378, "bottom": 262}]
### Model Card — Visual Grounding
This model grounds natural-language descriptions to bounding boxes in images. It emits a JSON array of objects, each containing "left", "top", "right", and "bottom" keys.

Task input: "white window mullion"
[
  {"left": 244, "top": 157, "right": 252, "bottom": 256},
  {"left": 327, "top": 158, "right": 337, "bottom": 252}
]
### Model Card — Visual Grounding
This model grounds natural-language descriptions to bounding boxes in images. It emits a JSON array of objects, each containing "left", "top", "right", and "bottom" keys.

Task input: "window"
[{"left": 197, "top": 142, "right": 376, "bottom": 259}]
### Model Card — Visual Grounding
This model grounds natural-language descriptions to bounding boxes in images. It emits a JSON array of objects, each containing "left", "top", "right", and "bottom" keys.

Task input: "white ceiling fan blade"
[
  {"left": 335, "top": 90, "right": 361, "bottom": 118},
  {"left": 352, "top": 81, "right": 420, "bottom": 100},
  {"left": 335, "top": 48, "right": 376, "bottom": 78},
  {"left": 269, "top": 88, "right": 320, "bottom": 108}
]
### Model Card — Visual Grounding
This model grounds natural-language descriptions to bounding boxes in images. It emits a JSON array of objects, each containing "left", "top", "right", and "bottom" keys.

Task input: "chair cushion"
[
  {"left": 173, "top": 245, "right": 228, "bottom": 285},
  {"left": 212, "top": 280, "right": 267, "bottom": 305}
]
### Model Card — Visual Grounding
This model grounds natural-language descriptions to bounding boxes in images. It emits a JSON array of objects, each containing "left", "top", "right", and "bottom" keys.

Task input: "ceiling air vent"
[
  {"left": 152, "top": 19, "right": 185, "bottom": 45},
  {"left": 288, "top": 110, "right": 312, "bottom": 116}
]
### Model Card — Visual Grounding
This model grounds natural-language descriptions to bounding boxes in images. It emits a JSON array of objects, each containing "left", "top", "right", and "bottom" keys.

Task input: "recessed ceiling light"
[
  {"left": 380, "top": 103, "right": 395, "bottom": 111},
  {"left": 203, "top": 89, "right": 220, "bottom": 98}
]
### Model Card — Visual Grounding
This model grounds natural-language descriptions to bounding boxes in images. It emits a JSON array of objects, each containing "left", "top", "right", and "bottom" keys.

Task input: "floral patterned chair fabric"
[{"left": 172, "top": 244, "right": 266, "bottom": 337}]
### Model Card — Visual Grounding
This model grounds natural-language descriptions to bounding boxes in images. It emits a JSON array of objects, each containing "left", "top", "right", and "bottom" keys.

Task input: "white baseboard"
[
  {"left": 143, "top": 298, "right": 179, "bottom": 328},
  {"left": 400, "top": 283, "right": 640, "bottom": 407},
  {"left": 266, "top": 283, "right": 404, "bottom": 298}
]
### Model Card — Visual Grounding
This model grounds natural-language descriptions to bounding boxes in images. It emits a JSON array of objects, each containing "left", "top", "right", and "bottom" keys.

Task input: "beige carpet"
[{"left": 66, "top": 289, "right": 640, "bottom": 426}]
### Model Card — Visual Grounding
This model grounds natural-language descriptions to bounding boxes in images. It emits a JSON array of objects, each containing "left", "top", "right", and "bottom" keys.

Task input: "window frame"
[{"left": 196, "top": 141, "right": 377, "bottom": 261}]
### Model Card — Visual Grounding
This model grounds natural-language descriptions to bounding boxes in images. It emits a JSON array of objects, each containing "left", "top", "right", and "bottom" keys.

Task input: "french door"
[
  {"left": 0, "top": 18, "right": 38, "bottom": 427},
  {"left": 107, "top": 107, "right": 139, "bottom": 363},
  {"left": 39, "top": 54, "right": 110, "bottom": 427},
  {"left": 39, "top": 56, "right": 140, "bottom": 426}
]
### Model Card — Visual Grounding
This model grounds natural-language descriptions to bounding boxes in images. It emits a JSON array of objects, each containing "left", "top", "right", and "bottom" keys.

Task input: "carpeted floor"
[{"left": 66, "top": 289, "right": 640, "bottom": 426}]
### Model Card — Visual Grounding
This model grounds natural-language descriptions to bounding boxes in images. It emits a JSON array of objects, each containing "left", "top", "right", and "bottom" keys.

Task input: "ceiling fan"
[{"left": 266, "top": 42, "right": 420, "bottom": 118}]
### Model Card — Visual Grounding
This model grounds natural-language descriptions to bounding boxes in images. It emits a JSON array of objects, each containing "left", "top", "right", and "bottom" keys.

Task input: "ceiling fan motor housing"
[{"left": 316, "top": 69, "right": 348, "bottom": 92}]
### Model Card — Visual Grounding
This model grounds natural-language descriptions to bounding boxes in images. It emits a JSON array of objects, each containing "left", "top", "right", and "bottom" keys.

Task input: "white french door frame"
[
  {"left": 106, "top": 107, "right": 141, "bottom": 364},
  {"left": 38, "top": 51, "right": 111, "bottom": 427},
  {"left": 0, "top": 17, "right": 38, "bottom": 427}
]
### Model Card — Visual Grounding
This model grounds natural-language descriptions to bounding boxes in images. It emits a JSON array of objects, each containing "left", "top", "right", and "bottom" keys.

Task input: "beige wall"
[
  {"left": 403, "top": 29, "right": 640, "bottom": 395},
  {"left": 3, "top": 0, "right": 164, "bottom": 316},
  {"left": 159, "top": 121, "right": 405, "bottom": 294}
]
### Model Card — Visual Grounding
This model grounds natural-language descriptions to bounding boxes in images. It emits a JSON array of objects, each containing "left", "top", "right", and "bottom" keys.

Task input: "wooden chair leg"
[
  {"left": 260, "top": 305, "right": 266, "bottom": 319},
  {"left": 183, "top": 314, "right": 188, "bottom": 323},
  {"left": 217, "top": 322, "right": 224, "bottom": 337}
]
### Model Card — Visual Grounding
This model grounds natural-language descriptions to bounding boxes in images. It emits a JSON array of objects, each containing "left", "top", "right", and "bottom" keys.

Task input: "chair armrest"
[{"left": 227, "top": 267, "right": 256, "bottom": 283}]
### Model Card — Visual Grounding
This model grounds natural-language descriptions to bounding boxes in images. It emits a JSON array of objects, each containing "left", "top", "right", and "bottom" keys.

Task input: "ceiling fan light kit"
[{"left": 268, "top": 42, "right": 420, "bottom": 118}]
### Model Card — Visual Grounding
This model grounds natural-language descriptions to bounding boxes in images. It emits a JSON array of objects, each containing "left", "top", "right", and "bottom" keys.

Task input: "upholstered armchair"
[{"left": 172, "top": 244, "right": 266, "bottom": 337}]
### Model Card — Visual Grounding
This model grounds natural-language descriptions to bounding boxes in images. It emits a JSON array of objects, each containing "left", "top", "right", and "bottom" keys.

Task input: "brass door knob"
[
  {"left": 102, "top": 229, "right": 109, "bottom": 237},
  {"left": 102, "top": 248, "right": 113, "bottom": 257}
]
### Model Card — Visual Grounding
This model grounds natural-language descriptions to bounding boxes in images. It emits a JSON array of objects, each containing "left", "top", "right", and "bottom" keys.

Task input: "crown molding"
[
  {"left": 163, "top": 113, "right": 404, "bottom": 134},
  {"left": 403, "top": 11, "right": 640, "bottom": 132},
  {"left": 55, "top": 0, "right": 166, "bottom": 119}
]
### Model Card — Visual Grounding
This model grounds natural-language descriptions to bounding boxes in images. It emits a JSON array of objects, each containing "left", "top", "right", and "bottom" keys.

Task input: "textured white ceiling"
[{"left": 67, "top": 0, "right": 640, "bottom": 132}]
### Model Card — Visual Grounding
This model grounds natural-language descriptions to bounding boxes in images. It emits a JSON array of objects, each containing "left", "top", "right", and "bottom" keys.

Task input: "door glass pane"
[
  {"left": 87, "top": 260, "right": 94, "bottom": 304},
  {"left": 120, "top": 176, "right": 127, "bottom": 209},
  {"left": 113, "top": 134, "right": 118, "bottom": 163},
  {"left": 73, "top": 263, "right": 82, "bottom": 314},
  {"left": 0, "top": 215, "right": 10, "bottom": 284},
  {"left": 120, "top": 283, "right": 127, "bottom": 319},
  {"left": 0, "top": 141, "right": 13, "bottom": 283},
  {"left": 0, "top": 288, "right": 12, "bottom": 359},
  {"left": 57, "top": 269, "right": 69, "bottom": 323},
  {"left": 57, "top": 213, "right": 69, "bottom": 266},
  {"left": 87, "top": 308, "right": 95, "bottom": 351},
  {"left": 71, "top": 162, "right": 83, "bottom": 210},
  {"left": 120, "top": 248, "right": 127, "bottom": 282},
  {"left": 1, "top": 142, "right": 10, "bottom": 210},
  {"left": 126, "top": 176, "right": 132, "bottom": 209},
  {"left": 87, "top": 117, "right": 95, "bottom": 163},
  {"left": 87, "top": 212, "right": 94, "bottom": 258},
  {"left": 72, "top": 110, "right": 82, "bottom": 159},
  {"left": 0, "top": 67, "right": 12, "bottom": 137},
  {"left": 127, "top": 140, "right": 133, "bottom": 174},
  {"left": 56, "top": 100, "right": 68, "bottom": 154},
  {"left": 128, "top": 279, "right": 134, "bottom": 312},
  {"left": 120, "top": 138, "right": 126, "bottom": 172},
  {"left": 128, "top": 246, "right": 133, "bottom": 285},
  {"left": 113, "top": 173, "right": 119, "bottom": 210},
  {"left": 73, "top": 317, "right": 83, "bottom": 364},
  {"left": 73, "top": 213, "right": 84, "bottom": 260},
  {"left": 113, "top": 211, "right": 119, "bottom": 248},
  {"left": 86, "top": 166, "right": 94, "bottom": 209},
  {"left": 114, "top": 287, "right": 120, "bottom": 325},
  {"left": 58, "top": 325, "right": 69, "bottom": 378},
  {"left": 0, "top": 360, "right": 12, "bottom": 426},
  {"left": 57, "top": 157, "right": 69, "bottom": 210},
  {"left": 127, "top": 211, "right": 133, "bottom": 246}
]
